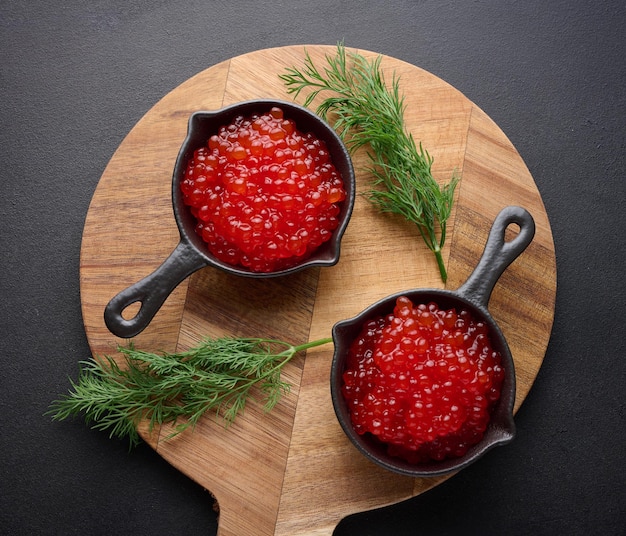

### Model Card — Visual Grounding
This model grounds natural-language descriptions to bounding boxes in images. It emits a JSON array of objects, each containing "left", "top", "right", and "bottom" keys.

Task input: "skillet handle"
[
  {"left": 104, "top": 240, "right": 208, "bottom": 338},
  {"left": 456, "top": 206, "right": 535, "bottom": 307}
]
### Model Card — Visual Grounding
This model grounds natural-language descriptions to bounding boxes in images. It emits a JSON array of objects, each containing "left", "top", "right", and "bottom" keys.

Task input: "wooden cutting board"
[{"left": 80, "top": 45, "right": 556, "bottom": 535}]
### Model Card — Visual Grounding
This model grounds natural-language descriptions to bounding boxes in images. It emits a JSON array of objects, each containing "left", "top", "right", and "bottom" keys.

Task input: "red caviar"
[
  {"left": 180, "top": 107, "right": 346, "bottom": 272},
  {"left": 342, "top": 296, "right": 505, "bottom": 464}
]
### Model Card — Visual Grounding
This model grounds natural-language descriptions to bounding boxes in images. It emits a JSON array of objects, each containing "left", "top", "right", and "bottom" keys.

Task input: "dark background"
[{"left": 2, "top": 1, "right": 624, "bottom": 534}]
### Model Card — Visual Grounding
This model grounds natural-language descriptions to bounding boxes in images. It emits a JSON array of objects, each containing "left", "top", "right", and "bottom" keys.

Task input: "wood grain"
[{"left": 79, "top": 46, "right": 556, "bottom": 535}]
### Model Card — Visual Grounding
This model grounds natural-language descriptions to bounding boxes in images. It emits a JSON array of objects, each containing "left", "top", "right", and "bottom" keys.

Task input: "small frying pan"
[
  {"left": 104, "top": 99, "right": 356, "bottom": 338},
  {"left": 330, "top": 205, "right": 535, "bottom": 477}
]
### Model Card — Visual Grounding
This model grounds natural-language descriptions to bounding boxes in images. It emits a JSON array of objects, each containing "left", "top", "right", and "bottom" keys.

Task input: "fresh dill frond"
[
  {"left": 48, "top": 337, "right": 332, "bottom": 448},
  {"left": 280, "top": 43, "right": 459, "bottom": 282}
]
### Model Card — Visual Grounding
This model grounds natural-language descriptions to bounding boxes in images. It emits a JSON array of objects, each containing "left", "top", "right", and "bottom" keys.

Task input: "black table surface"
[{"left": 2, "top": 1, "right": 625, "bottom": 535}]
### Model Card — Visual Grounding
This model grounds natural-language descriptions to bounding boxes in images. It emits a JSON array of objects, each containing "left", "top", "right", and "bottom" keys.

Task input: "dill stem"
[
  {"left": 241, "top": 337, "right": 333, "bottom": 384},
  {"left": 434, "top": 247, "right": 447, "bottom": 283},
  {"left": 291, "top": 337, "right": 334, "bottom": 353}
]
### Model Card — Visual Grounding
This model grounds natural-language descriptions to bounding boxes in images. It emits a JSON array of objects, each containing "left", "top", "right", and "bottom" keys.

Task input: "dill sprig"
[
  {"left": 280, "top": 43, "right": 459, "bottom": 282},
  {"left": 48, "top": 337, "right": 332, "bottom": 448}
]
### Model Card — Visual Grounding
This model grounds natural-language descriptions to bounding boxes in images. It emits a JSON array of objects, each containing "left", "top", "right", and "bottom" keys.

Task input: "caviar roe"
[
  {"left": 180, "top": 107, "right": 346, "bottom": 272},
  {"left": 342, "top": 296, "right": 505, "bottom": 464}
]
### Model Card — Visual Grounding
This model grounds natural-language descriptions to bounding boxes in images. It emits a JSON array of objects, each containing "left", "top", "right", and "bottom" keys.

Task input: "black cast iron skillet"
[
  {"left": 330, "top": 205, "right": 535, "bottom": 477},
  {"left": 104, "top": 99, "right": 356, "bottom": 338}
]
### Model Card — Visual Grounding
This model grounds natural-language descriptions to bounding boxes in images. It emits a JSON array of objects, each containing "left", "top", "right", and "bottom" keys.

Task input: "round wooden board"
[{"left": 80, "top": 46, "right": 556, "bottom": 536}]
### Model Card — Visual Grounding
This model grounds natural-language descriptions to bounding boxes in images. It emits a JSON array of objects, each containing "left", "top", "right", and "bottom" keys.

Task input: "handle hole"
[
  {"left": 121, "top": 301, "right": 141, "bottom": 320},
  {"left": 504, "top": 222, "right": 521, "bottom": 242}
]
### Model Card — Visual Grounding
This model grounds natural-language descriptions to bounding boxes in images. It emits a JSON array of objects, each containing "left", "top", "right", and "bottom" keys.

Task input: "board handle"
[
  {"left": 456, "top": 206, "right": 535, "bottom": 307},
  {"left": 104, "top": 240, "right": 208, "bottom": 338}
]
